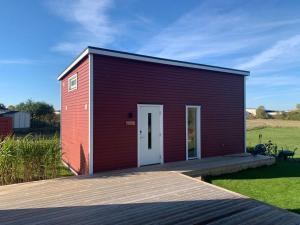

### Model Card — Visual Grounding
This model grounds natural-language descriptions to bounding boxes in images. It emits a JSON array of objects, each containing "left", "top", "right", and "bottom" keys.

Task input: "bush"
[
  {"left": 256, "top": 106, "right": 269, "bottom": 119},
  {"left": 247, "top": 113, "right": 256, "bottom": 120},
  {"left": 272, "top": 112, "right": 287, "bottom": 120},
  {"left": 0, "top": 134, "right": 64, "bottom": 185},
  {"left": 286, "top": 111, "right": 300, "bottom": 120}
]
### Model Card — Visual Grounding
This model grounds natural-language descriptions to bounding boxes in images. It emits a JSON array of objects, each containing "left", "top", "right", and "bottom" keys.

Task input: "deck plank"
[{"left": 0, "top": 154, "right": 298, "bottom": 225}]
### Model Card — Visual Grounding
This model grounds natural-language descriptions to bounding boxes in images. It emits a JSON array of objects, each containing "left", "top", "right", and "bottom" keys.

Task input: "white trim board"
[
  {"left": 88, "top": 53, "right": 94, "bottom": 175},
  {"left": 58, "top": 48, "right": 89, "bottom": 81},
  {"left": 60, "top": 78, "right": 62, "bottom": 147},
  {"left": 244, "top": 76, "right": 247, "bottom": 153},
  {"left": 57, "top": 47, "right": 250, "bottom": 80},
  {"left": 61, "top": 160, "right": 78, "bottom": 176},
  {"left": 137, "top": 104, "right": 164, "bottom": 167},
  {"left": 186, "top": 105, "right": 201, "bottom": 160}
]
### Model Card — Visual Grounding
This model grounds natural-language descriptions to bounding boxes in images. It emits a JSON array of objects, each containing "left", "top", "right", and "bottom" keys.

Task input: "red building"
[
  {"left": 58, "top": 47, "right": 249, "bottom": 175},
  {"left": 0, "top": 117, "right": 12, "bottom": 138}
]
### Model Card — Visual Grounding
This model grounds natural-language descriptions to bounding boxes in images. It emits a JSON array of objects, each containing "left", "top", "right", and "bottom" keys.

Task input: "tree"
[
  {"left": 7, "top": 105, "right": 16, "bottom": 111},
  {"left": 11, "top": 99, "right": 57, "bottom": 129},
  {"left": 296, "top": 104, "right": 300, "bottom": 111},
  {"left": 256, "top": 105, "right": 268, "bottom": 119},
  {"left": 14, "top": 99, "right": 55, "bottom": 119},
  {"left": 0, "top": 103, "right": 6, "bottom": 110}
]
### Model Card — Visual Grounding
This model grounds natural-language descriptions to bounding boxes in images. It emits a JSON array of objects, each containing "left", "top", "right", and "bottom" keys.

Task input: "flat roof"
[
  {"left": 0, "top": 110, "right": 19, "bottom": 115},
  {"left": 57, "top": 46, "right": 250, "bottom": 80}
]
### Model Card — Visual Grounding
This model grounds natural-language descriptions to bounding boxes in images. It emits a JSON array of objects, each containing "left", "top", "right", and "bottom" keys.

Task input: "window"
[
  {"left": 68, "top": 74, "right": 77, "bottom": 91},
  {"left": 186, "top": 106, "right": 201, "bottom": 160},
  {"left": 187, "top": 108, "right": 197, "bottom": 158},
  {"left": 148, "top": 113, "right": 152, "bottom": 149}
]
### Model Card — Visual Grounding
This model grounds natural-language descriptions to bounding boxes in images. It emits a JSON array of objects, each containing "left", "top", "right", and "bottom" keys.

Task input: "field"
[
  {"left": 247, "top": 119, "right": 300, "bottom": 130},
  {"left": 206, "top": 119, "right": 300, "bottom": 214}
]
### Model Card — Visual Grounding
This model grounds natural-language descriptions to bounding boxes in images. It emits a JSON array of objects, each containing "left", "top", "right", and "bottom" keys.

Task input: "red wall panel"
[
  {"left": 61, "top": 56, "right": 89, "bottom": 175},
  {"left": 0, "top": 117, "right": 12, "bottom": 137},
  {"left": 93, "top": 55, "right": 245, "bottom": 172}
]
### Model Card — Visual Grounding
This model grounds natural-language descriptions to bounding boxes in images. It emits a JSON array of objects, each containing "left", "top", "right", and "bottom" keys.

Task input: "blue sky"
[{"left": 1, "top": 0, "right": 300, "bottom": 110}]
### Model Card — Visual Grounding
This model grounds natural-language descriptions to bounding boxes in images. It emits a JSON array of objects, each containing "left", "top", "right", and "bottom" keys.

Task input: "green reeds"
[{"left": 0, "top": 134, "right": 62, "bottom": 185}]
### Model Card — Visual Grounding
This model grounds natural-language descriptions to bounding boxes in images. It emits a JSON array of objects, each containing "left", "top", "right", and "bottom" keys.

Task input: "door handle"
[{"left": 139, "top": 130, "right": 144, "bottom": 139}]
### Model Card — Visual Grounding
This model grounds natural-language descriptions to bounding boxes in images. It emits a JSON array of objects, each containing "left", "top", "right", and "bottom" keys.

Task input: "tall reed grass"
[{"left": 0, "top": 134, "right": 65, "bottom": 185}]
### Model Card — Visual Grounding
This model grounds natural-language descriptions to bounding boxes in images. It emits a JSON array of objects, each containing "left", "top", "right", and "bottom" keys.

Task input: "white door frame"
[
  {"left": 186, "top": 105, "right": 201, "bottom": 160},
  {"left": 137, "top": 104, "right": 164, "bottom": 167}
]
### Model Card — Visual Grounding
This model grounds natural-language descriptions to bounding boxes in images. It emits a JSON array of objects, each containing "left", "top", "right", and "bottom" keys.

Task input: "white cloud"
[
  {"left": 248, "top": 74, "right": 300, "bottom": 87},
  {"left": 51, "top": 42, "right": 80, "bottom": 53},
  {"left": 138, "top": 4, "right": 250, "bottom": 61},
  {"left": 138, "top": 1, "right": 300, "bottom": 65},
  {"left": 48, "top": 0, "right": 116, "bottom": 54},
  {"left": 0, "top": 59, "right": 37, "bottom": 65},
  {"left": 251, "top": 88, "right": 300, "bottom": 101},
  {"left": 237, "top": 34, "right": 300, "bottom": 70}
]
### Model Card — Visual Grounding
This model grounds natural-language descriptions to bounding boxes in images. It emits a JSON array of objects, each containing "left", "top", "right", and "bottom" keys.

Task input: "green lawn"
[
  {"left": 247, "top": 127, "right": 300, "bottom": 157},
  {"left": 205, "top": 127, "right": 300, "bottom": 214}
]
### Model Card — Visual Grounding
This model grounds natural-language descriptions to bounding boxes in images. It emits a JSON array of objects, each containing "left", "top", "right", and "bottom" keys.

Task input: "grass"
[
  {"left": 205, "top": 120, "right": 300, "bottom": 214},
  {"left": 0, "top": 134, "right": 72, "bottom": 185},
  {"left": 206, "top": 160, "right": 300, "bottom": 214},
  {"left": 247, "top": 127, "right": 300, "bottom": 157}
]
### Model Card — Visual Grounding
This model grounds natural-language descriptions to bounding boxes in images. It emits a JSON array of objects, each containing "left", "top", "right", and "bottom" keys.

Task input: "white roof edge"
[
  {"left": 57, "top": 48, "right": 90, "bottom": 80},
  {"left": 57, "top": 47, "right": 250, "bottom": 80}
]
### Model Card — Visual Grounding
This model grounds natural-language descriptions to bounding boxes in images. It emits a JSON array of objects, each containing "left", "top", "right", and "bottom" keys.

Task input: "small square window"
[{"left": 68, "top": 74, "right": 77, "bottom": 92}]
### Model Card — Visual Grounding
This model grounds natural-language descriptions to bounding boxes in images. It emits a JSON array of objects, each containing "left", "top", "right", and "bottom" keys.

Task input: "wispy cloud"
[
  {"left": 0, "top": 59, "right": 37, "bottom": 65},
  {"left": 251, "top": 88, "right": 300, "bottom": 101},
  {"left": 138, "top": 3, "right": 250, "bottom": 61},
  {"left": 237, "top": 34, "right": 300, "bottom": 70},
  {"left": 248, "top": 74, "right": 300, "bottom": 87},
  {"left": 48, "top": 0, "right": 116, "bottom": 54},
  {"left": 138, "top": 1, "right": 300, "bottom": 65}
]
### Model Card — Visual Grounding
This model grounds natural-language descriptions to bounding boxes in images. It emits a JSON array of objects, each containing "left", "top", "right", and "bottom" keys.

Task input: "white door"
[{"left": 138, "top": 104, "right": 163, "bottom": 166}]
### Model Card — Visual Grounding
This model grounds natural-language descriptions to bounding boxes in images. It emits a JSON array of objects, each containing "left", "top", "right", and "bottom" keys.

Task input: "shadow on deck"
[{"left": 1, "top": 198, "right": 298, "bottom": 225}]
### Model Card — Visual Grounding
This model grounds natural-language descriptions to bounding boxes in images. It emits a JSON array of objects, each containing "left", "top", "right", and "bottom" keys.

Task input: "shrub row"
[{"left": 0, "top": 134, "right": 62, "bottom": 185}]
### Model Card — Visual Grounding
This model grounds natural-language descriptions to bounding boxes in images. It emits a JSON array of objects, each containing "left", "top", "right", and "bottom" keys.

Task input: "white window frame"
[
  {"left": 186, "top": 105, "right": 201, "bottom": 160},
  {"left": 68, "top": 73, "right": 78, "bottom": 92}
]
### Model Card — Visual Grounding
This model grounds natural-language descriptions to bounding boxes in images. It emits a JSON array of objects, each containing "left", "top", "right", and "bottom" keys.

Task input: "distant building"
[
  {"left": 265, "top": 110, "right": 282, "bottom": 117},
  {"left": 246, "top": 108, "right": 284, "bottom": 118},
  {"left": 246, "top": 108, "right": 257, "bottom": 117},
  {"left": 0, "top": 111, "right": 30, "bottom": 129}
]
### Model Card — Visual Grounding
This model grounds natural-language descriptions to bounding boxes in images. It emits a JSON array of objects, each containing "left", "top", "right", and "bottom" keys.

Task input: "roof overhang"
[{"left": 57, "top": 46, "right": 250, "bottom": 81}]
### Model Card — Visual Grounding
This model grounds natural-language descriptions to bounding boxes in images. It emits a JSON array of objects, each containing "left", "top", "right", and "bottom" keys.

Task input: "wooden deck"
[
  {"left": 0, "top": 154, "right": 299, "bottom": 225},
  {"left": 98, "top": 153, "right": 276, "bottom": 177}
]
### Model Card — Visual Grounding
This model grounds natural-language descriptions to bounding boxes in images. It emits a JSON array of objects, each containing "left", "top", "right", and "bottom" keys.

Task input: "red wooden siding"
[
  {"left": 61, "top": 56, "right": 89, "bottom": 175},
  {"left": 0, "top": 117, "right": 12, "bottom": 138},
  {"left": 93, "top": 54, "right": 245, "bottom": 172}
]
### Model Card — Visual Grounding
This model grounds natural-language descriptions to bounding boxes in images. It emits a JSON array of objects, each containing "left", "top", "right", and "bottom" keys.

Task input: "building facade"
[{"left": 58, "top": 47, "right": 249, "bottom": 175}]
